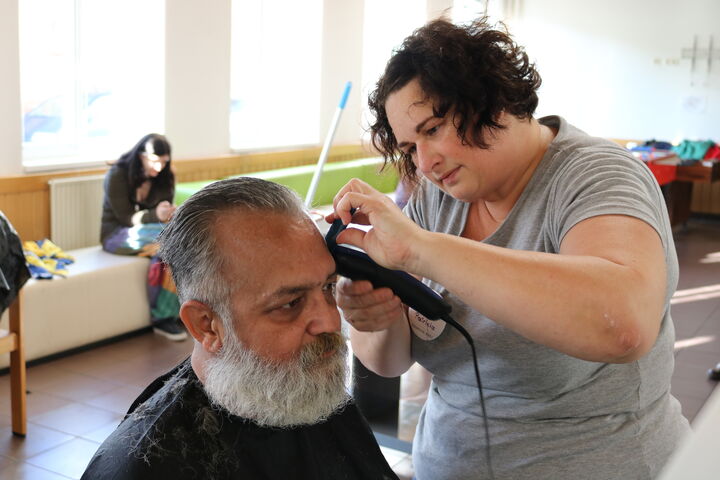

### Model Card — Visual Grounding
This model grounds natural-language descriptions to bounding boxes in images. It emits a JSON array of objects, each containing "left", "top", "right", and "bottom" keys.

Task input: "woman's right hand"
[
  {"left": 155, "top": 201, "right": 176, "bottom": 223},
  {"left": 327, "top": 178, "right": 424, "bottom": 273},
  {"left": 335, "top": 276, "right": 406, "bottom": 333}
]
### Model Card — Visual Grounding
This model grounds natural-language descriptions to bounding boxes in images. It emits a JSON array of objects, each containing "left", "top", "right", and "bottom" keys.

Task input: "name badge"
[{"left": 408, "top": 307, "right": 446, "bottom": 340}]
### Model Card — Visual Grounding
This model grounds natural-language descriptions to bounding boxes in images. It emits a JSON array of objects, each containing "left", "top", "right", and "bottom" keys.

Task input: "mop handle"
[{"left": 305, "top": 81, "right": 352, "bottom": 208}]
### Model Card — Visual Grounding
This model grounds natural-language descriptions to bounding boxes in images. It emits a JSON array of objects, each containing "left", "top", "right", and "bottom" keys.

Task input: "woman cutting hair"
[
  {"left": 329, "top": 17, "right": 689, "bottom": 480},
  {"left": 101, "top": 133, "right": 186, "bottom": 341}
]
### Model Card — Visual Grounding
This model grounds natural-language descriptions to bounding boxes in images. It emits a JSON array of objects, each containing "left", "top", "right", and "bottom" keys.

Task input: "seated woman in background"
[{"left": 100, "top": 133, "right": 187, "bottom": 341}]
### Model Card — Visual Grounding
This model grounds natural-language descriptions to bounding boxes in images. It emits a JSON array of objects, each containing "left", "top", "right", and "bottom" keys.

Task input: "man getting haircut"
[{"left": 82, "top": 177, "right": 398, "bottom": 480}]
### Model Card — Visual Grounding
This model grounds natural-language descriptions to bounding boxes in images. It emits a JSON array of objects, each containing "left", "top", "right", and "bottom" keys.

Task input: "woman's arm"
[
  {"left": 412, "top": 214, "right": 666, "bottom": 363},
  {"left": 333, "top": 180, "right": 667, "bottom": 364},
  {"left": 105, "top": 167, "right": 138, "bottom": 227},
  {"left": 340, "top": 278, "right": 414, "bottom": 377},
  {"left": 148, "top": 177, "right": 177, "bottom": 223}
]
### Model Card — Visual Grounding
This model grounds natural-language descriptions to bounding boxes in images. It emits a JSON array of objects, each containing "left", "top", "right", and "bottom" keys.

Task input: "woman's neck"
[
  {"left": 485, "top": 118, "right": 555, "bottom": 217},
  {"left": 464, "top": 118, "right": 556, "bottom": 239}
]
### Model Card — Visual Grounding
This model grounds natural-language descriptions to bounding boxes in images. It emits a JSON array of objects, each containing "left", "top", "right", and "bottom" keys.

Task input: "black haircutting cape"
[{"left": 81, "top": 358, "right": 398, "bottom": 480}]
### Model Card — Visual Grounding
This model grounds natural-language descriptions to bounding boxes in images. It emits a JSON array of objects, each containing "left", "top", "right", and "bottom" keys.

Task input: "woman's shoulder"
[
  {"left": 540, "top": 116, "right": 647, "bottom": 184},
  {"left": 104, "top": 162, "right": 131, "bottom": 194},
  {"left": 542, "top": 116, "right": 630, "bottom": 162}
]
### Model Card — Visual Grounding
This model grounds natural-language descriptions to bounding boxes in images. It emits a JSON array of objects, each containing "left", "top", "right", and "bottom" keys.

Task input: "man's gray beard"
[{"left": 203, "top": 329, "right": 351, "bottom": 428}]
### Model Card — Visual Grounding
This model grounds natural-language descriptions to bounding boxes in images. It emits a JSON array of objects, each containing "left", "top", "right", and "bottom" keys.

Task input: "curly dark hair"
[{"left": 368, "top": 17, "right": 542, "bottom": 181}]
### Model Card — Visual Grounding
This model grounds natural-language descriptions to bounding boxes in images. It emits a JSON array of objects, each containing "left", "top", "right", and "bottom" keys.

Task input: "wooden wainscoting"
[
  {"left": 692, "top": 182, "right": 720, "bottom": 215},
  {"left": 0, "top": 144, "right": 373, "bottom": 243},
  {"left": 0, "top": 170, "right": 103, "bottom": 244}
]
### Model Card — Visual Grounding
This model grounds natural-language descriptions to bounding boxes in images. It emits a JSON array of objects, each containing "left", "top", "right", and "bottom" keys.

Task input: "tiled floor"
[
  {"left": 0, "top": 217, "right": 717, "bottom": 479},
  {"left": 668, "top": 218, "right": 720, "bottom": 420},
  {"left": 0, "top": 334, "right": 192, "bottom": 479}
]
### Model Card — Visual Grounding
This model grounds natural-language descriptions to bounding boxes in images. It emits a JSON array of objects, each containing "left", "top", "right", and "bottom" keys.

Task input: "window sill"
[{"left": 22, "top": 157, "right": 110, "bottom": 174}]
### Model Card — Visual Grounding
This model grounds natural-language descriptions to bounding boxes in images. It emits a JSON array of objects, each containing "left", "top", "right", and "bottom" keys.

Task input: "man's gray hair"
[{"left": 158, "top": 177, "right": 307, "bottom": 321}]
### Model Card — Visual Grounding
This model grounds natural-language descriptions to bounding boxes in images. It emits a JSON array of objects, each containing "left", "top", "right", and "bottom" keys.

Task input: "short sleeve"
[{"left": 546, "top": 146, "right": 670, "bottom": 249}]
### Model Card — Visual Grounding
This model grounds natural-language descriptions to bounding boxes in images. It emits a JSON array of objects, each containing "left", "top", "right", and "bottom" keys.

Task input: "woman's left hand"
[{"left": 326, "top": 178, "right": 425, "bottom": 273}]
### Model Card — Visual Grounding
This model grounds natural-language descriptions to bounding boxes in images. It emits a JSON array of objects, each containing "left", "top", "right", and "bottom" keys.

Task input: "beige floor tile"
[
  {"left": 0, "top": 423, "right": 73, "bottom": 461},
  {"left": 28, "top": 371, "right": 119, "bottom": 403},
  {"left": 26, "top": 437, "right": 99, "bottom": 479},
  {"left": 0, "top": 390, "right": 73, "bottom": 421},
  {"left": 0, "top": 455, "right": 72, "bottom": 480},
  {"left": 79, "top": 417, "right": 122, "bottom": 444},
  {"left": 82, "top": 384, "right": 144, "bottom": 415},
  {"left": 30, "top": 403, "right": 118, "bottom": 437}
]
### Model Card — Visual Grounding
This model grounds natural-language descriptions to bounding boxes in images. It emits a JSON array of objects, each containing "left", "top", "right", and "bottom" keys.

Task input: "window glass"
[
  {"left": 230, "top": 0, "right": 323, "bottom": 150},
  {"left": 20, "top": 0, "right": 165, "bottom": 169}
]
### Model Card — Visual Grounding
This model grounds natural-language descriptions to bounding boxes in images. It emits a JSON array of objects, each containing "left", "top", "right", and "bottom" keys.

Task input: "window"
[
  {"left": 230, "top": 0, "right": 323, "bottom": 151},
  {"left": 19, "top": 0, "right": 165, "bottom": 169}
]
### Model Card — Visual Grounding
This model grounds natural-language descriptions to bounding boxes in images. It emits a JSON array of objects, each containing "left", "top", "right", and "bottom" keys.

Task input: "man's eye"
[
  {"left": 427, "top": 124, "right": 439, "bottom": 135},
  {"left": 323, "top": 282, "right": 337, "bottom": 295},
  {"left": 279, "top": 297, "right": 303, "bottom": 310}
]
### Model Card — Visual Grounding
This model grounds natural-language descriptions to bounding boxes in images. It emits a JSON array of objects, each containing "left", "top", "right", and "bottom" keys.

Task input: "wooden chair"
[{"left": 0, "top": 289, "right": 26, "bottom": 436}]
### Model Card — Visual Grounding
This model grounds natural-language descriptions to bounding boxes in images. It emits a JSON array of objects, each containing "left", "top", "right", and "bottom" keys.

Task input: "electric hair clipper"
[{"left": 325, "top": 219, "right": 451, "bottom": 320}]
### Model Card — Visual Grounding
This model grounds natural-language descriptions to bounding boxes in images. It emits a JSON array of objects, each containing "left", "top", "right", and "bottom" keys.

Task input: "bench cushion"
[{"left": 0, "top": 247, "right": 151, "bottom": 367}]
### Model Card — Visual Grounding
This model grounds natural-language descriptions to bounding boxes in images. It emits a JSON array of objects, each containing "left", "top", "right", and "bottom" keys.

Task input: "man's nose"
[{"left": 306, "top": 295, "right": 341, "bottom": 336}]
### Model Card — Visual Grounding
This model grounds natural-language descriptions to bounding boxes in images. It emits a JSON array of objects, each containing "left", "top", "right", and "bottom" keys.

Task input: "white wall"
[
  {"left": 320, "top": 0, "right": 365, "bottom": 145},
  {"left": 427, "top": 0, "right": 453, "bottom": 20},
  {"left": 512, "top": 0, "right": 720, "bottom": 142},
  {"left": 0, "top": 0, "right": 23, "bottom": 176},
  {"left": 165, "top": 0, "right": 232, "bottom": 159}
]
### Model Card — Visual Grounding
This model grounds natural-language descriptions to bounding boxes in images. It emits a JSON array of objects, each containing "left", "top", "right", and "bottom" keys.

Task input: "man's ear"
[{"left": 180, "top": 300, "right": 225, "bottom": 354}]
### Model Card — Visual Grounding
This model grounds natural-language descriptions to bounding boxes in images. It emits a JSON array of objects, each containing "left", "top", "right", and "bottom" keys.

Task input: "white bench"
[{"left": 0, "top": 246, "right": 151, "bottom": 368}]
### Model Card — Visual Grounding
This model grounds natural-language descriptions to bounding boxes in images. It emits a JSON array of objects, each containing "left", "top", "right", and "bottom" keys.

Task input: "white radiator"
[{"left": 48, "top": 175, "right": 106, "bottom": 250}]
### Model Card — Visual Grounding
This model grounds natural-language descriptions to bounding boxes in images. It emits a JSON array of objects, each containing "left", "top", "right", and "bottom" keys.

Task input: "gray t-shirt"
[{"left": 405, "top": 116, "right": 690, "bottom": 480}]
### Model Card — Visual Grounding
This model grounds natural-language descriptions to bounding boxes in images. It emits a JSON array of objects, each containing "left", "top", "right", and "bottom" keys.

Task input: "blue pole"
[{"left": 305, "top": 81, "right": 352, "bottom": 208}]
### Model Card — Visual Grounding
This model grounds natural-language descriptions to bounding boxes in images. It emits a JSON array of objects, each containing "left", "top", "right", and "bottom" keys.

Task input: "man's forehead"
[
  {"left": 216, "top": 209, "right": 309, "bottom": 239},
  {"left": 215, "top": 212, "right": 333, "bottom": 295}
]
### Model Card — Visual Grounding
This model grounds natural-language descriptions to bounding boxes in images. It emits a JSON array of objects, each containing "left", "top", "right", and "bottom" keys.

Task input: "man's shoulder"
[{"left": 82, "top": 359, "right": 213, "bottom": 478}]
